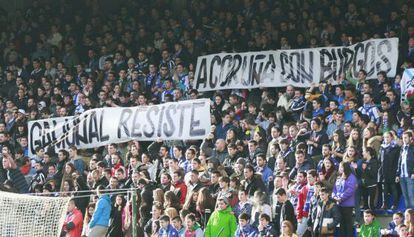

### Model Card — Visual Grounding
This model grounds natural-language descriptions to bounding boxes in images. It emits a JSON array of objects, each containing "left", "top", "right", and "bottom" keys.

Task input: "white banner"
[
  {"left": 193, "top": 38, "right": 399, "bottom": 91},
  {"left": 401, "top": 69, "right": 414, "bottom": 102},
  {"left": 28, "top": 99, "right": 211, "bottom": 156}
]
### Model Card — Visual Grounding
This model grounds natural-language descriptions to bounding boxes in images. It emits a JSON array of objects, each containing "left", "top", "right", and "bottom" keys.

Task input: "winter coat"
[
  {"left": 313, "top": 199, "right": 341, "bottom": 237},
  {"left": 63, "top": 208, "right": 83, "bottom": 237},
  {"left": 159, "top": 224, "right": 179, "bottom": 237},
  {"left": 244, "top": 175, "right": 267, "bottom": 197},
  {"left": 357, "top": 158, "right": 379, "bottom": 188},
  {"left": 184, "top": 223, "right": 203, "bottom": 237},
  {"left": 378, "top": 142, "right": 400, "bottom": 183},
  {"left": 89, "top": 194, "right": 111, "bottom": 228},
  {"left": 359, "top": 219, "right": 381, "bottom": 237},
  {"left": 205, "top": 206, "right": 237, "bottom": 237},
  {"left": 235, "top": 223, "right": 257, "bottom": 237},
  {"left": 332, "top": 173, "right": 357, "bottom": 207},
  {"left": 106, "top": 205, "right": 124, "bottom": 237}
]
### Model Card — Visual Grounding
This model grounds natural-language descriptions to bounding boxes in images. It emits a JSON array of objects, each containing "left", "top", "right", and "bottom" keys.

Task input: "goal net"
[{"left": 0, "top": 191, "right": 70, "bottom": 237}]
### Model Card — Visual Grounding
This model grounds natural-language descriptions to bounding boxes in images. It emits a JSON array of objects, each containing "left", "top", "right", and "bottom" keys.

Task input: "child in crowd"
[
  {"left": 359, "top": 209, "right": 381, "bottom": 237},
  {"left": 381, "top": 212, "right": 403, "bottom": 237}
]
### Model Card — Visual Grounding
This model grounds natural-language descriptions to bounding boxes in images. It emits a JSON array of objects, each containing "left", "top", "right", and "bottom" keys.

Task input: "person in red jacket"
[
  {"left": 172, "top": 170, "right": 187, "bottom": 205},
  {"left": 296, "top": 170, "right": 317, "bottom": 237},
  {"left": 62, "top": 199, "right": 83, "bottom": 237}
]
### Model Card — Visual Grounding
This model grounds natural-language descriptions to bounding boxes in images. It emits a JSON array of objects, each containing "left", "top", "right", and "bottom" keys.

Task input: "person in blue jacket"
[
  {"left": 89, "top": 185, "right": 111, "bottom": 237},
  {"left": 235, "top": 213, "right": 258, "bottom": 237},
  {"left": 159, "top": 215, "right": 179, "bottom": 237}
]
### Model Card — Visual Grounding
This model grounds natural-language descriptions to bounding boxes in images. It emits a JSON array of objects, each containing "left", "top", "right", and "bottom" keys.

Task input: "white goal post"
[{"left": 0, "top": 191, "right": 70, "bottom": 237}]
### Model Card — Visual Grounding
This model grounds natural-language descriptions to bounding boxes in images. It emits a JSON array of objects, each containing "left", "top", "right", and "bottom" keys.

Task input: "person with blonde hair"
[{"left": 280, "top": 220, "right": 298, "bottom": 237}]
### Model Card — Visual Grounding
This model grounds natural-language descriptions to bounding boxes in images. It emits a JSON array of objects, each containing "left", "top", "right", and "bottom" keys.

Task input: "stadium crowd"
[{"left": 0, "top": 0, "right": 414, "bottom": 236}]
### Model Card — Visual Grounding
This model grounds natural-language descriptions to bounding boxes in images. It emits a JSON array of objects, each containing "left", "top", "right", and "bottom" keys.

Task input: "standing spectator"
[
  {"left": 275, "top": 188, "right": 297, "bottom": 233},
  {"left": 242, "top": 165, "right": 266, "bottom": 197},
  {"left": 296, "top": 169, "right": 317, "bottom": 237},
  {"left": 312, "top": 187, "right": 341, "bottom": 237},
  {"left": 332, "top": 162, "right": 357, "bottom": 237},
  {"left": 2, "top": 153, "right": 28, "bottom": 193},
  {"left": 106, "top": 195, "right": 126, "bottom": 237},
  {"left": 396, "top": 131, "right": 414, "bottom": 209},
  {"left": 62, "top": 199, "right": 83, "bottom": 237},
  {"left": 358, "top": 147, "right": 378, "bottom": 211},
  {"left": 233, "top": 188, "right": 253, "bottom": 218},
  {"left": 89, "top": 186, "right": 111, "bottom": 237},
  {"left": 69, "top": 146, "right": 85, "bottom": 175},
  {"left": 378, "top": 131, "right": 400, "bottom": 210},
  {"left": 205, "top": 197, "right": 237, "bottom": 237}
]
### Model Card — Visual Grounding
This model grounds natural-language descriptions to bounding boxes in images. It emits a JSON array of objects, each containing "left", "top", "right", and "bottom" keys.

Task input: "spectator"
[
  {"left": 397, "top": 131, "right": 414, "bottom": 209},
  {"left": 184, "top": 213, "right": 203, "bottom": 237},
  {"left": 280, "top": 220, "right": 298, "bottom": 237},
  {"left": 332, "top": 162, "right": 357, "bottom": 237},
  {"left": 204, "top": 197, "right": 237, "bottom": 237},
  {"left": 257, "top": 213, "right": 278, "bottom": 237},
  {"left": 159, "top": 215, "right": 179, "bottom": 237},
  {"left": 106, "top": 194, "right": 126, "bottom": 237},
  {"left": 359, "top": 209, "right": 381, "bottom": 237},
  {"left": 378, "top": 131, "right": 400, "bottom": 210},
  {"left": 62, "top": 199, "right": 84, "bottom": 237},
  {"left": 312, "top": 187, "right": 341, "bottom": 237},
  {"left": 358, "top": 147, "right": 379, "bottom": 211},
  {"left": 275, "top": 188, "right": 297, "bottom": 233},
  {"left": 235, "top": 213, "right": 257, "bottom": 237},
  {"left": 380, "top": 212, "right": 404, "bottom": 237},
  {"left": 242, "top": 165, "right": 266, "bottom": 197},
  {"left": 89, "top": 186, "right": 111, "bottom": 237}
]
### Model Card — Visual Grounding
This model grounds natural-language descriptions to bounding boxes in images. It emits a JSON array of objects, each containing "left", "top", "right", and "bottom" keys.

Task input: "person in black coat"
[
  {"left": 107, "top": 194, "right": 126, "bottom": 237},
  {"left": 312, "top": 188, "right": 341, "bottom": 237},
  {"left": 242, "top": 165, "right": 267, "bottom": 197},
  {"left": 378, "top": 132, "right": 400, "bottom": 209},
  {"left": 358, "top": 147, "right": 379, "bottom": 211},
  {"left": 275, "top": 188, "right": 297, "bottom": 234}
]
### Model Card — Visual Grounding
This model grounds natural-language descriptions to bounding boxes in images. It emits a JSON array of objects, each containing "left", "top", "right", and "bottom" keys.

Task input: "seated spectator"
[
  {"left": 235, "top": 213, "right": 257, "bottom": 237},
  {"left": 381, "top": 212, "right": 403, "bottom": 237},
  {"left": 159, "top": 215, "right": 179, "bottom": 236},
  {"left": 184, "top": 213, "right": 203, "bottom": 237},
  {"left": 257, "top": 213, "right": 278, "bottom": 237},
  {"left": 359, "top": 209, "right": 381, "bottom": 237},
  {"left": 280, "top": 220, "right": 298, "bottom": 237}
]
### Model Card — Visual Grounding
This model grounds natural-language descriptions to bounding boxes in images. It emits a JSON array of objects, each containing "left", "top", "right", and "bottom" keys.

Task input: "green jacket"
[
  {"left": 359, "top": 219, "right": 381, "bottom": 237},
  {"left": 205, "top": 206, "right": 237, "bottom": 237}
]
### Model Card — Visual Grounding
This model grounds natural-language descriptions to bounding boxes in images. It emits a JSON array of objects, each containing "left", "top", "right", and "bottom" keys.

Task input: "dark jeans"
[
  {"left": 339, "top": 206, "right": 354, "bottom": 237},
  {"left": 361, "top": 185, "right": 376, "bottom": 210},
  {"left": 382, "top": 182, "right": 399, "bottom": 207},
  {"left": 400, "top": 177, "right": 414, "bottom": 208}
]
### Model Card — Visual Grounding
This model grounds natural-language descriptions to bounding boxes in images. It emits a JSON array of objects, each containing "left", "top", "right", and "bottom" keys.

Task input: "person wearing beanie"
[{"left": 205, "top": 197, "right": 237, "bottom": 237}]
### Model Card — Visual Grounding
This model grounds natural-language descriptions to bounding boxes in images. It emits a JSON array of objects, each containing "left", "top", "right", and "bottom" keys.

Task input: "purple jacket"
[{"left": 332, "top": 173, "right": 357, "bottom": 207}]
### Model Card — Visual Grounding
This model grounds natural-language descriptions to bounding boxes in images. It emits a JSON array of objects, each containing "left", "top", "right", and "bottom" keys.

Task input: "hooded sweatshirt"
[{"left": 205, "top": 206, "right": 237, "bottom": 237}]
